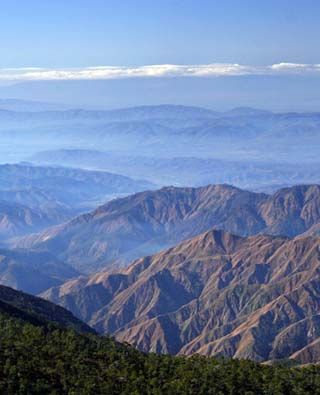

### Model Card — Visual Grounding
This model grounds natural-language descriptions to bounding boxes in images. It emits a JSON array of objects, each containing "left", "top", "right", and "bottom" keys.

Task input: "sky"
[{"left": 0, "top": 0, "right": 319, "bottom": 109}]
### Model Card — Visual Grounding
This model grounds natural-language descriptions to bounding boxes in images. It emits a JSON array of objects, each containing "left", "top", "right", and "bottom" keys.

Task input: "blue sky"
[
  {"left": 0, "top": 0, "right": 319, "bottom": 110},
  {"left": 1, "top": 0, "right": 319, "bottom": 68}
]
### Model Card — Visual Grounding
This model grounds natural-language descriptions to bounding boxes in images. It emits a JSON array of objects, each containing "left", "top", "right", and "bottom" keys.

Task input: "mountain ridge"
[
  {"left": 16, "top": 183, "right": 320, "bottom": 273},
  {"left": 42, "top": 228, "right": 320, "bottom": 363}
]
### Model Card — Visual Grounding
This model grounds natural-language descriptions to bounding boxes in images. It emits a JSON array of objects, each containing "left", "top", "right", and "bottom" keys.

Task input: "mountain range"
[
  {"left": 0, "top": 163, "right": 153, "bottom": 242},
  {"left": 1, "top": 104, "right": 320, "bottom": 164},
  {"left": 0, "top": 164, "right": 318, "bottom": 366},
  {"left": 0, "top": 163, "right": 153, "bottom": 209},
  {"left": 16, "top": 184, "right": 320, "bottom": 273},
  {"left": 43, "top": 228, "right": 320, "bottom": 364},
  {"left": 1, "top": 100, "right": 320, "bottom": 369},
  {"left": 30, "top": 148, "right": 320, "bottom": 190},
  {"left": 2, "top": 282, "right": 318, "bottom": 393}
]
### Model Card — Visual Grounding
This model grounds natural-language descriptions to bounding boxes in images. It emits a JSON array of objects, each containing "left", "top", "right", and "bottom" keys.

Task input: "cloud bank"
[{"left": 0, "top": 63, "right": 320, "bottom": 81}]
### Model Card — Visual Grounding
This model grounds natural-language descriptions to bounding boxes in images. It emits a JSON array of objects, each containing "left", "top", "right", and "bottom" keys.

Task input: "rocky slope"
[
  {"left": 0, "top": 200, "right": 58, "bottom": 240},
  {"left": 18, "top": 184, "right": 320, "bottom": 273},
  {"left": 2, "top": 283, "right": 319, "bottom": 394},
  {"left": 42, "top": 229, "right": 320, "bottom": 363}
]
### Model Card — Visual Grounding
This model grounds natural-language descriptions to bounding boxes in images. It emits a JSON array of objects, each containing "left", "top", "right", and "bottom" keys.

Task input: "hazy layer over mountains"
[
  {"left": 0, "top": 160, "right": 153, "bottom": 294},
  {"left": 0, "top": 101, "right": 318, "bottom": 189},
  {"left": 31, "top": 149, "right": 320, "bottom": 191},
  {"left": 0, "top": 163, "right": 152, "bottom": 241},
  {"left": 0, "top": 163, "right": 153, "bottom": 210},
  {"left": 1, "top": 75, "right": 320, "bottom": 111},
  {"left": 2, "top": 101, "right": 319, "bottom": 191},
  {"left": 0, "top": 248, "right": 79, "bottom": 294}
]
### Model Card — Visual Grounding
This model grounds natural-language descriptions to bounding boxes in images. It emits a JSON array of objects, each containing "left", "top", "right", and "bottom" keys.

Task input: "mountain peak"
[{"left": 42, "top": 228, "right": 320, "bottom": 363}]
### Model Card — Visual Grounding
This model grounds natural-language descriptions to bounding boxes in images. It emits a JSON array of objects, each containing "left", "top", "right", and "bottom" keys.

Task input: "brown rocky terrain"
[
  {"left": 18, "top": 184, "right": 320, "bottom": 273},
  {"left": 0, "top": 200, "right": 57, "bottom": 240},
  {"left": 42, "top": 228, "right": 320, "bottom": 363}
]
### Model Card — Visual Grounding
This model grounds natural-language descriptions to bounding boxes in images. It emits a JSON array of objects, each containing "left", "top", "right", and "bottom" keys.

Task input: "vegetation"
[{"left": 1, "top": 311, "right": 320, "bottom": 394}]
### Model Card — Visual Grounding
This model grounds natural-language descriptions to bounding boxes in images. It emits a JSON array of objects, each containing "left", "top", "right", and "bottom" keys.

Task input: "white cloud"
[
  {"left": 269, "top": 62, "right": 320, "bottom": 72},
  {"left": 0, "top": 63, "right": 319, "bottom": 81}
]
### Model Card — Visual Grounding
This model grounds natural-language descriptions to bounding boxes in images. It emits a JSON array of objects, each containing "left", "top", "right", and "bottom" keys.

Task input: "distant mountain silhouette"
[
  {"left": 0, "top": 248, "right": 79, "bottom": 294},
  {"left": 30, "top": 148, "right": 320, "bottom": 189}
]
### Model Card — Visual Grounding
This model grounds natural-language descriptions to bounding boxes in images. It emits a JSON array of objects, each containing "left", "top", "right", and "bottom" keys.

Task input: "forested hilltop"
[{"left": 0, "top": 285, "right": 320, "bottom": 394}]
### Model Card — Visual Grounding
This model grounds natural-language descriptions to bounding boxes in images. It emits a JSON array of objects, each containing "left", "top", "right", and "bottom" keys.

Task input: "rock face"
[
  {"left": 20, "top": 184, "right": 320, "bottom": 273},
  {"left": 42, "top": 229, "right": 320, "bottom": 363},
  {"left": 259, "top": 184, "right": 320, "bottom": 237}
]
